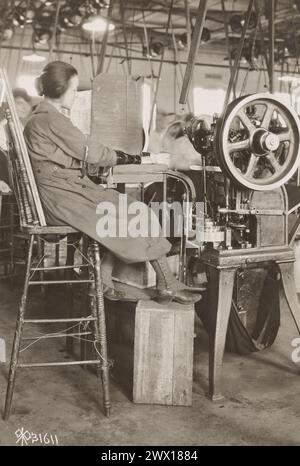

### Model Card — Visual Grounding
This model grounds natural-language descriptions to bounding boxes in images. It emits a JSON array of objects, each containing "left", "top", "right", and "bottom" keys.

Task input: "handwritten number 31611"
[{"left": 15, "top": 428, "right": 58, "bottom": 446}]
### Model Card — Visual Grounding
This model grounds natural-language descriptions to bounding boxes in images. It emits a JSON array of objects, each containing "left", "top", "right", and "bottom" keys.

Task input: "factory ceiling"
[{"left": 0, "top": 1, "right": 299, "bottom": 69}]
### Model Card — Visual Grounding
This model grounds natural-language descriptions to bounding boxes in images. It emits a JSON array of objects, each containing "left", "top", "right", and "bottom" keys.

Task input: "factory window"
[
  {"left": 193, "top": 87, "right": 226, "bottom": 117},
  {"left": 15, "top": 74, "right": 39, "bottom": 96},
  {"left": 273, "top": 92, "right": 291, "bottom": 106}
]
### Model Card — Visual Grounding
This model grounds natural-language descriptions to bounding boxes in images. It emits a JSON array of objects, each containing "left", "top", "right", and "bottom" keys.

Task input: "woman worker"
[{"left": 23, "top": 61, "right": 201, "bottom": 305}]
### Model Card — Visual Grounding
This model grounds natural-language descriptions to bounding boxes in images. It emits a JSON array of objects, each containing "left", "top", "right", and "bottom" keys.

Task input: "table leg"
[
  {"left": 208, "top": 265, "right": 236, "bottom": 400},
  {"left": 278, "top": 261, "right": 300, "bottom": 334}
]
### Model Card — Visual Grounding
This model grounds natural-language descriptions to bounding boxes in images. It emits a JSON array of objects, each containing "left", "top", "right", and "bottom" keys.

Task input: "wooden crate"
[
  {"left": 87, "top": 299, "right": 195, "bottom": 406},
  {"left": 133, "top": 300, "right": 194, "bottom": 406}
]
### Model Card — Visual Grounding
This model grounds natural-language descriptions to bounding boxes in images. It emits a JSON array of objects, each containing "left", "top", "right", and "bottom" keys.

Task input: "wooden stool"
[{"left": 3, "top": 234, "right": 110, "bottom": 419}]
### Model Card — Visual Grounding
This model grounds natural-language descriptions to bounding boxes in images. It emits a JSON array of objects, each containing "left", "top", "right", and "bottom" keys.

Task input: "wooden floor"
[{"left": 0, "top": 279, "right": 300, "bottom": 446}]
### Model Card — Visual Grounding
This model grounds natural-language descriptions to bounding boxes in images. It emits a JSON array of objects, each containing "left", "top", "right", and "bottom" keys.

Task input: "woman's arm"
[{"left": 48, "top": 111, "right": 117, "bottom": 167}]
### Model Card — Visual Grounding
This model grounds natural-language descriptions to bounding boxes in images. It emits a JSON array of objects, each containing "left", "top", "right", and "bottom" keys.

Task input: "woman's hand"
[{"left": 115, "top": 150, "right": 141, "bottom": 165}]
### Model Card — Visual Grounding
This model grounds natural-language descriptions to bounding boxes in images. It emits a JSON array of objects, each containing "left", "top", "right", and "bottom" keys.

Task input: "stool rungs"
[
  {"left": 18, "top": 360, "right": 101, "bottom": 368},
  {"left": 28, "top": 279, "right": 93, "bottom": 285},
  {"left": 31, "top": 264, "right": 89, "bottom": 271},
  {"left": 24, "top": 317, "right": 96, "bottom": 323},
  {"left": 4, "top": 236, "right": 110, "bottom": 419},
  {"left": 22, "top": 331, "right": 92, "bottom": 340}
]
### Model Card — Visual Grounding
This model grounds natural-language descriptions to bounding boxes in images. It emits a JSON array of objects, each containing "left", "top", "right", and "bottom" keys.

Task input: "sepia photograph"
[{"left": 0, "top": 0, "right": 299, "bottom": 453}]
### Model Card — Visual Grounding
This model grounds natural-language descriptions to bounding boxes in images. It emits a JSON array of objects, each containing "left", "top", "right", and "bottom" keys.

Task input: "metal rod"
[
  {"left": 90, "top": 38, "right": 96, "bottom": 78},
  {"left": 49, "top": 0, "right": 62, "bottom": 61},
  {"left": 171, "top": 26, "right": 191, "bottom": 112},
  {"left": 179, "top": 0, "right": 209, "bottom": 104},
  {"left": 268, "top": 0, "right": 275, "bottom": 93},
  {"left": 149, "top": 0, "right": 175, "bottom": 131},
  {"left": 142, "top": 10, "right": 155, "bottom": 79},
  {"left": 254, "top": 0, "right": 269, "bottom": 73},
  {"left": 120, "top": 0, "right": 131, "bottom": 74},
  {"left": 185, "top": 0, "right": 192, "bottom": 51},
  {"left": 221, "top": 0, "right": 236, "bottom": 99},
  {"left": 97, "top": 0, "right": 115, "bottom": 75},
  {"left": 15, "top": 0, "right": 30, "bottom": 79},
  {"left": 223, "top": 0, "right": 255, "bottom": 112}
]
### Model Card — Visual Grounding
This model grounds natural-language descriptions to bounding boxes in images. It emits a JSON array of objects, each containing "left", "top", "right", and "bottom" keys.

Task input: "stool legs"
[
  {"left": 3, "top": 234, "right": 34, "bottom": 420},
  {"left": 65, "top": 238, "right": 76, "bottom": 355},
  {"left": 65, "top": 282, "right": 75, "bottom": 355},
  {"left": 80, "top": 237, "right": 90, "bottom": 369},
  {"left": 65, "top": 234, "right": 82, "bottom": 355},
  {"left": 36, "top": 236, "right": 45, "bottom": 297},
  {"left": 3, "top": 234, "right": 110, "bottom": 419},
  {"left": 91, "top": 240, "right": 111, "bottom": 417}
]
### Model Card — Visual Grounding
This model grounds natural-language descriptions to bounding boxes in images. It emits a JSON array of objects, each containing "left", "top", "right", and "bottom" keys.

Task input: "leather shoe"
[{"left": 155, "top": 289, "right": 202, "bottom": 305}]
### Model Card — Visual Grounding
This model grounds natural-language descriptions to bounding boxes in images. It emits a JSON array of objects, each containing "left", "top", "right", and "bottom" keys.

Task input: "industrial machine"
[
  {"left": 89, "top": 73, "right": 300, "bottom": 401},
  {"left": 186, "top": 93, "right": 300, "bottom": 249},
  {"left": 184, "top": 93, "right": 300, "bottom": 400}
]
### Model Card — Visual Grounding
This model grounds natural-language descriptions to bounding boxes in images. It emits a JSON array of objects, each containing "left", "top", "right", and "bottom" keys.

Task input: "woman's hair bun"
[{"left": 37, "top": 61, "right": 77, "bottom": 99}]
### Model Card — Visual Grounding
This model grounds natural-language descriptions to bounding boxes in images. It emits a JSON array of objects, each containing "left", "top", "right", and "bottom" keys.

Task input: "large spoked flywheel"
[{"left": 214, "top": 93, "right": 300, "bottom": 191}]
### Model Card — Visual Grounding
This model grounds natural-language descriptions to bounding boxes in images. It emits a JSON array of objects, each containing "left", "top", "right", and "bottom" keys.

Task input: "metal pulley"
[{"left": 214, "top": 93, "right": 300, "bottom": 191}]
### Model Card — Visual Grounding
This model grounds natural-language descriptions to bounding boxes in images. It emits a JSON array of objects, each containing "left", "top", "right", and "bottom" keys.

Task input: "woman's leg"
[
  {"left": 101, "top": 249, "right": 204, "bottom": 305},
  {"left": 100, "top": 250, "right": 126, "bottom": 301},
  {"left": 150, "top": 256, "right": 205, "bottom": 304}
]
